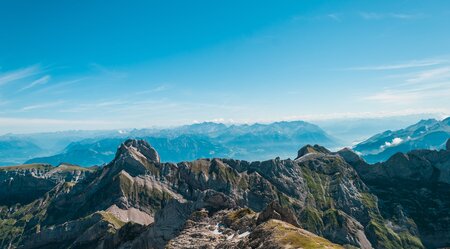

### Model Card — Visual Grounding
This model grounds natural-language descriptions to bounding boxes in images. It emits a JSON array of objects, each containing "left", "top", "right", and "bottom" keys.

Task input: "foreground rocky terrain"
[{"left": 0, "top": 138, "right": 449, "bottom": 248}]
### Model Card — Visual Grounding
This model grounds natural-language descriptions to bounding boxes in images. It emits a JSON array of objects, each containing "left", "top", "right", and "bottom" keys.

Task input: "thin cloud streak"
[
  {"left": 0, "top": 117, "right": 126, "bottom": 134},
  {"left": 134, "top": 84, "right": 172, "bottom": 95},
  {"left": 363, "top": 82, "right": 450, "bottom": 104},
  {"left": 283, "top": 109, "right": 450, "bottom": 122},
  {"left": 364, "top": 90, "right": 420, "bottom": 104},
  {"left": 33, "top": 78, "right": 87, "bottom": 94},
  {"left": 406, "top": 66, "right": 450, "bottom": 83},
  {"left": 21, "top": 100, "right": 66, "bottom": 111},
  {"left": 346, "top": 59, "right": 445, "bottom": 71},
  {"left": 326, "top": 13, "right": 342, "bottom": 22},
  {"left": 0, "top": 65, "right": 41, "bottom": 86},
  {"left": 18, "top": 75, "right": 51, "bottom": 92},
  {"left": 359, "top": 12, "right": 424, "bottom": 20}
]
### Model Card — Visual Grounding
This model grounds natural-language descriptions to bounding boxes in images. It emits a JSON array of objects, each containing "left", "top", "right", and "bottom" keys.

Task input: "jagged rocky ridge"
[
  {"left": 0, "top": 163, "right": 94, "bottom": 206},
  {"left": 339, "top": 141, "right": 450, "bottom": 249},
  {"left": 0, "top": 139, "right": 449, "bottom": 248}
]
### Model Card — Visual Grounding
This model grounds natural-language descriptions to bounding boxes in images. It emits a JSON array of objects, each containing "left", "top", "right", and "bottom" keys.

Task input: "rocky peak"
[
  {"left": 442, "top": 116, "right": 450, "bottom": 125},
  {"left": 115, "top": 139, "right": 160, "bottom": 163},
  {"left": 296, "top": 144, "right": 330, "bottom": 159},
  {"left": 257, "top": 201, "right": 300, "bottom": 227},
  {"left": 336, "top": 148, "right": 364, "bottom": 165}
]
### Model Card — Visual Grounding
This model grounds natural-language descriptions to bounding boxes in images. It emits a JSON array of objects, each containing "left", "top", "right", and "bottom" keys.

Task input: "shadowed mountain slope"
[{"left": 339, "top": 139, "right": 450, "bottom": 249}]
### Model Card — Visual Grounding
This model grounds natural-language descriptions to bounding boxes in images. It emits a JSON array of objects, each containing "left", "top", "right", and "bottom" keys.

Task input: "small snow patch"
[
  {"left": 212, "top": 223, "right": 222, "bottom": 235},
  {"left": 238, "top": 231, "right": 250, "bottom": 238}
]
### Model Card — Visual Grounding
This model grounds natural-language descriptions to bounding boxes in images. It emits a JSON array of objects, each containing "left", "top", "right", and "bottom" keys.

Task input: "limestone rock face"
[
  {"left": 0, "top": 163, "right": 94, "bottom": 205},
  {"left": 21, "top": 212, "right": 123, "bottom": 249},
  {"left": 296, "top": 144, "right": 331, "bottom": 159},
  {"left": 336, "top": 147, "right": 364, "bottom": 165},
  {"left": 347, "top": 148, "right": 450, "bottom": 184},
  {"left": 116, "top": 139, "right": 160, "bottom": 163},
  {"left": 341, "top": 147, "right": 450, "bottom": 249},
  {"left": 257, "top": 201, "right": 300, "bottom": 227}
]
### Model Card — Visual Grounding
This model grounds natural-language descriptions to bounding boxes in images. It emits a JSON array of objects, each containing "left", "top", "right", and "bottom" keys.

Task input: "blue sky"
[{"left": 0, "top": 0, "right": 449, "bottom": 134}]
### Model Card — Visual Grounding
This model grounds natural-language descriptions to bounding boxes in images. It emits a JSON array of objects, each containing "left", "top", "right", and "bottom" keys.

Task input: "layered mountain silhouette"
[
  {"left": 0, "top": 137, "right": 44, "bottom": 166},
  {"left": 5, "top": 118, "right": 449, "bottom": 167},
  {"left": 21, "top": 121, "right": 337, "bottom": 167},
  {"left": 1, "top": 138, "right": 449, "bottom": 248},
  {"left": 354, "top": 117, "right": 450, "bottom": 163}
]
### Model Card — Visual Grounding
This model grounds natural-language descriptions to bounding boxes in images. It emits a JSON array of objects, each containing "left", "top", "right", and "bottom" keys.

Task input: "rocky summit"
[{"left": 0, "top": 139, "right": 449, "bottom": 249}]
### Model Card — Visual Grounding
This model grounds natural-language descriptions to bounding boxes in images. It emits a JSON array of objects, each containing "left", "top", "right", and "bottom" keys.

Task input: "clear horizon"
[{"left": 1, "top": 1, "right": 449, "bottom": 134}]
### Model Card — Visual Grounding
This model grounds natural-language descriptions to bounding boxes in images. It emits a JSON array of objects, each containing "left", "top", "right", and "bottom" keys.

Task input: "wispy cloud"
[
  {"left": 359, "top": 12, "right": 424, "bottom": 20},
  {"left": 363, "top": 81, "right": 450, "bottom": 104},
  {"left": 405, "top": 66, "right": 450, "bottom": 83},
  {"left": 346, "top": 59, "right": 445, "bottom": 71},
  {"left": 95, "top": 100, "right": 127, "bottom": 107},
  {"left": 89, "top": 63, "right": 128, "bottom": 79},
  {"left": 0, "top": 65, "right": 41, "bottom": 86},
  {"left": 361, "top": 56, "right": 450, "bottom": 105},
  {"left": 18, "top": 75, "right": 51, "bottom": 92},
  {"left": 363, "top": 90, "right": 420, "bottom": 104},
  {"left": 21, "top": 100, "right": 66, "bottom": 111},
  {"left": 0, "top": 117, "right": 125, "bottom": 134},
  {"left": 291, "top": 13, "right": 344, "bottom": 22},
  {"left": 327, "top": 13, "right": 342, "bottom": 22},
  {"left": 283, "top": 108, "right": 450, "bottom": 122},
  {"left": 33, "top": 78, "right": 87, "bottom": 94},
  {"left": 135, "top": 84, "right": 171, "bottom": 95},
  {"left": 0, "top": 117, "right": 116, "bottom": 126}
]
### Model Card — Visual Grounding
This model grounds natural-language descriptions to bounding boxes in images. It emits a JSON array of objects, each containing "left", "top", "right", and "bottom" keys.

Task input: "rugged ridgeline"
[
  {"left": 354, "top": 118, "right": 450, "bottom": 163},
  {"left": 1, "top": 139, "right": 449, "bottom": 249},
  {"left": 339, "top": 140, "right": 450, "bottom": 249},
  {"left": 0, "top": 164, "right": 95, "bottom": 206}
]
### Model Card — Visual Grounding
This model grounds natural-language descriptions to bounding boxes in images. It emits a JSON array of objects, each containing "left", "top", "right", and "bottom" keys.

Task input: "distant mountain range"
[
  {"left": 2, "top": 117, "right": 449, "bottom": 167},
  {"left": 25, "top": 135, "right": 231, "bottom": 166},
  {"left": 2, "top": 120, "right": 337, "bottom": 166},
  {"left": 0, "top": 130, "right": 123, "bottom": 166},
  {"left": 0, "top": 137, "right": 44, "bottom": 165},
  {"left": 354, "top": 117, "right": 450, "bottom": 163}
]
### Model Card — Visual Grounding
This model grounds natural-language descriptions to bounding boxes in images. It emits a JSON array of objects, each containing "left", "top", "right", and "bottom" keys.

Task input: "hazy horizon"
[{"left": 0, "top": 113, "right": 447, "bottom": 136}]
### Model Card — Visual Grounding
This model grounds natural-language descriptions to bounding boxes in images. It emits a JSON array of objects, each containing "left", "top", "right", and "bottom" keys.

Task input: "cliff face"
[
  {"left": 0, "top": 163, "right": 94, "bottom": 206},
  {"left": 340, "top": 139, "right": 450, "bottom": 249},
  {"left": 2, "top": 139, "right": 449, "bottom": 249}
]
